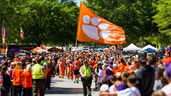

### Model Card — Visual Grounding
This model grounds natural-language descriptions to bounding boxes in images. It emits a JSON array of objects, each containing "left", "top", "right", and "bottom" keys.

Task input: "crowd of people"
[{"left": 0, "top": 47, "right": 171, "bottom": 96}]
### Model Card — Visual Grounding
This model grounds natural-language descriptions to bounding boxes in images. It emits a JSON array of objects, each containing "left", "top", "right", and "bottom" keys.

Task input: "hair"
[
  {"left": 1, "top": 65, "right": 8, "bottom": 75},
  {"left": 110, "top": 75, "right": 117, "bottom": 82},
  {"left": 16, "top": 61, "right": 22, "bottom": 68},
  {"left": 152, "top": 90, "right": 166, "bottom": 96},
  {"left": 83, "top": 59, "right": 89, "bottom": 65},
  {"left": 102, "top": 78, "right": 108, "bottom": 84},
  {"left": 115, "top": 72, "right": 122, "bottom": 81},
  {"left": 10, "top": 62, "right": 16, "bottom": 69},
  {"left": 26, "top": 64, "right": 32, "bottom": 71},
  {"left": 139, "top": 56, "right": 147, "bottom": 65},
  {"left": 32, "top": 59, "right": 37, "bottom": 64},
  {"left": 126, "top": 74, "right": 138, "bottom": 85},
  {"left": 75, "top": 57, "right": 79, "bottom": 61},
  {"left": 38, "top": 57, "right": 43, "bottom": 64},
  {"left": 147, "top": 55, "right": 157, "bottom": 65},
  {"left": 121, "top": 71, "right": 130, "bottom": 83},
  {"left": 120, "top": 58, "right": 126, "bottom": 65},
  {"left": 0, "top": 64, "right": 2, "bottom": 73}
]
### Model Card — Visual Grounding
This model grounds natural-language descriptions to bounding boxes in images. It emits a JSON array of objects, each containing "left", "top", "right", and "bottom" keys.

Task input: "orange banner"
[{"left": 77, "top": 2, "right": 126, "bottom": 44}]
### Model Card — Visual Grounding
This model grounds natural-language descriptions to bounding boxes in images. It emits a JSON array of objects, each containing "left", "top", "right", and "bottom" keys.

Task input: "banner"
[{"left": 77, "top": 2, "right": 126, "bottom": 44}]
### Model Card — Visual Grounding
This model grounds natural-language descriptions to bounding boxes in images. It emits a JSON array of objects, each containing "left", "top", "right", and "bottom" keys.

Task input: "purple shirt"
[
  {"left": 165, "top": 63, "right": 171, "bottom": 78},
  {"left": 99, "top": 69, "right": 105, "bottom": 83},
  {"left": 105, "top": 68, "right": 114, "bottom": 80},
  {"left": 117, "top": 83, "right": 128, "bottom": 91}
]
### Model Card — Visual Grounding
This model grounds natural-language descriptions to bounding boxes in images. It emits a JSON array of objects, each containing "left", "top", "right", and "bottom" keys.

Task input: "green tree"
[
  {"left": 84, "top": 0, "right": 159, "bottom": 46},
  {"left": 153, "top": 0, "right": 171, "bottom": 42},
  {"left": 0, "top": 0, "right": 79, "bottom": 46}
]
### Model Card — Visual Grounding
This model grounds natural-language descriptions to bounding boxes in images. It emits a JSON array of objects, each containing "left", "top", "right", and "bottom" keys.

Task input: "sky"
[{"left": 75, "top": 0, "right": 81, "bottom": 6}]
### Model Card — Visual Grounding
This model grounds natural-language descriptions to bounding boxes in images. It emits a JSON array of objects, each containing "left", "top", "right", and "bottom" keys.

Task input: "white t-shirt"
[
  {"left": 100, "top": 84, "right": 109, "bottom": 92},
  {"left": 161, "top": 83, "right": 171, "bottom": 95},
  {"left": 98, "top": 70, "right": 102, "bottom": 76},
  {"left": 109, "top": 85, "right": 117, "bottom": 94},
  {"left": 117, "top": 87, "right": 141, "bottom": 96}
]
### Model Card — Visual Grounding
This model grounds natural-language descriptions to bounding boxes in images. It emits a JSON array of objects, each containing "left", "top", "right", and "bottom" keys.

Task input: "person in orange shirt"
[
  {"left": 73, "top": 58, "right": 81, "bottom": 83},
  {"left": 66, "top": 58, "right": 74, "bottom": 80},
  {"left": 58, "top": 58, "right": 65, "bottom": 78},
  {"left": 89, "top": 58, "right": 96, "bottom": 68},
  {"left": 114, "top": 58, "right": 126, "bottom": 73},
  {"left": 23, "top": 64, "right": 32, "bottom": 96},
  {"left": 69, "top": 63, "right": 74, "bottom": 80},
  {"left": 12, "top": 61, "right": 23, "bottom": 96},
  {"left": 124, "top": 63, "right": 133, "bottom": 74},
  {"left": 162, "top": 51, "right": 171, "bottom": 65},
  {"left": 66, "top": 58, "right": 71, "bottom": 79}
]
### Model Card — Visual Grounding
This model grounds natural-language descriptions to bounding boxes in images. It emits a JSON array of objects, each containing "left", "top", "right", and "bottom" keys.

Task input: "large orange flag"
[{"left": 77, "top": 2, "right": 126, "bottom": 44}]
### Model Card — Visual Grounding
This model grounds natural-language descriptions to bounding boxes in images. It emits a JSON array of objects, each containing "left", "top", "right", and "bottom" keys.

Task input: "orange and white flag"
[{"left": 77, "top": 2, "right": 126, "bottom": 44}]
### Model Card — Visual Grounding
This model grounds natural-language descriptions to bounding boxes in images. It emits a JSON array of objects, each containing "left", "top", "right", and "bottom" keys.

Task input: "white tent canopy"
[
  {"left": 140, "top": 44, "right": 158, "bottom": 52},
  {"left": 123, "top": 43, "right": 141, "bottom": 51}
]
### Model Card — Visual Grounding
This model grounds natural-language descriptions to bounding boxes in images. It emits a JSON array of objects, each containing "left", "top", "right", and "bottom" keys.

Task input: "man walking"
[
  {"left": 80, "top": 59, "right": 96, "bottom": 96},
  {"left": 32, "top": 59, "right": 45, "bottom": 96}
]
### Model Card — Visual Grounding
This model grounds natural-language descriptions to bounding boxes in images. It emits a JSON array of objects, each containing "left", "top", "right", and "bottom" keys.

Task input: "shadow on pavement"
[{"left": 45, "top": 87, "right": 83, "bottom": 94}]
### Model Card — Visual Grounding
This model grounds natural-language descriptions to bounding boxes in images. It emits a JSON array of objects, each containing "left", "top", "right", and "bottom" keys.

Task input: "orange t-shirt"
[
  {"left": 73, "top": 61, "right": 81, "bottom": 70},
  {"left": 89, "top": 60, "right": 96, "bottom": 67},
  {"left": 23, "top": 70, "right": 32, "bottom": 88},
  {"left": 162, "top": 57, "right": 171, "bottom": 65},
  {"left": 114, "top": 63, "right": 126, "bottom": 73},
  {"left": 124, "top": 65, "right": 133, "bottom": 73},
  {"left": 12, "top": 68, "right": 23, "bottom": 86}
]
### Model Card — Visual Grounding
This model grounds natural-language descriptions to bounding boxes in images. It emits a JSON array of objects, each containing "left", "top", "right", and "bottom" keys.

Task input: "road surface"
[{"left": 45, "top": 76, "right": 98, "bottom": 96}]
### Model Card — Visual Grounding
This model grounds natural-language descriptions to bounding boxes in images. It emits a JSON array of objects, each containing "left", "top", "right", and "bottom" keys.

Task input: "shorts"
[{"left": 74, "top": 70, "right": 80, "bottom": 75}]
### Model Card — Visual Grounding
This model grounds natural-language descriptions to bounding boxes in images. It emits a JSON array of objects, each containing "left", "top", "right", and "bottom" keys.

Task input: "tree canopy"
[
  {"left": 0, "top": 0, "right": 170, "bottom": 46},
  {"left": 0, "top": 0, "right": 79, "bottom": 46}
]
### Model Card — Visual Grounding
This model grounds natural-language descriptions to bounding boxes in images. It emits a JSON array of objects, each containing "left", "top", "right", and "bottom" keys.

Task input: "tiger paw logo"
[{"left": 82, "top": 15, "right": 112, "bottom": 40}]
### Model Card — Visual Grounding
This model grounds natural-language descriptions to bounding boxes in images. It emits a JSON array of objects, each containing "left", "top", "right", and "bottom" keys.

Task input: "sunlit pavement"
[{"left": 45, "top": 76, "right": 98, "bottom": 96}]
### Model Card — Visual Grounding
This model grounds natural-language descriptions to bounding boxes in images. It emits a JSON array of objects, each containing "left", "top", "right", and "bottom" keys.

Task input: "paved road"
[{"left": 45, "top": 76, "right": 98, "bottom": 96}]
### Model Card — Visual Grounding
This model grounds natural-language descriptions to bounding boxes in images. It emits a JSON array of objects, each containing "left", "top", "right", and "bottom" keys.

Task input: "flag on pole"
[
  {"left": 77, "top": 2, "right": 126, "bottom": 44},
  {"left": 20, "top": 27, "right": 25, "bottom": 40},
  {"left": 1, "top": 23, "right": 6, "bottom": 45}
]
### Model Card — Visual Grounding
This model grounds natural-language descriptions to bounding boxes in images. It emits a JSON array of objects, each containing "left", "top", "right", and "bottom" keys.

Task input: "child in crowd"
[
  {"left": 153, "top": 67, "right": 165, "bottom": 90},
  {"left": 98, "top": 78, "right": 109, "bottom": 96},
  {"left": 115, "top": 72, "right": 127, "bottom": 91},
  {"left": 109, "top": 75, "right": 118, "bottom": 94},
  {"left": 152, "top": 90, "right": 166, "bottom": 96},
  {"left": 117, "top": 74, "right": 141, "bottom": 96}
]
